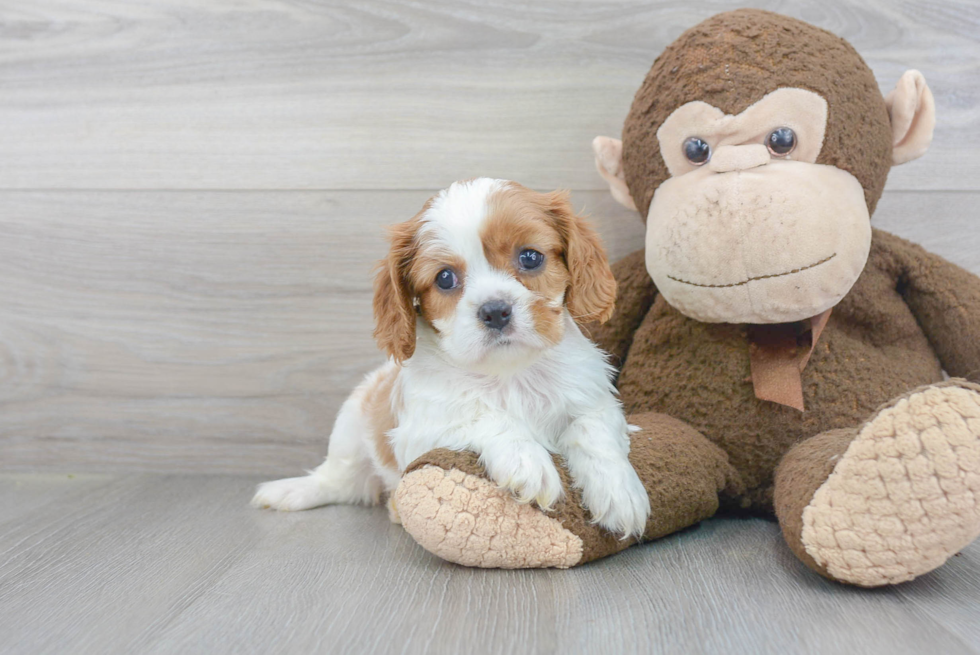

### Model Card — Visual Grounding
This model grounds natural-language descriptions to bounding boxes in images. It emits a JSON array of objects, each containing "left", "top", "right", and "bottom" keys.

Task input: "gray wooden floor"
[
  {"left": 3, "top": 1, "right": 980, "bottom": 653},
  {"left": 2, "top": 473, "right": 979, "bottom": 655}
]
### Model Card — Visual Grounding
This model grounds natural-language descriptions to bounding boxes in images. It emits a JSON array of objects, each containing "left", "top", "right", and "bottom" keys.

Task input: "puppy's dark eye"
[
  {"left": 683, "top": 137, "right": 711, "bottom": 165},
  {"left": 435, "top": 268, "right": 458, "bottom": 290},
  {"left": 518, "top": 249, "right": 544, "bottom": 271},
  {"left": 767, "top": 127, "right": 797, "bottom": 156}
]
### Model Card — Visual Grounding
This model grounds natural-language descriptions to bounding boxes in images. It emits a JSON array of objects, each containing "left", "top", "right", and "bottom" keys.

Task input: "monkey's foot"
[
  {"left": 394, "top": 413, "right": 741, "bottom": 569},
  {"left": 801, "top": 381, "right": 980, "bottom": 586},
  {"left": 394, "top": 458, "right": 584, "bottom": 569}
]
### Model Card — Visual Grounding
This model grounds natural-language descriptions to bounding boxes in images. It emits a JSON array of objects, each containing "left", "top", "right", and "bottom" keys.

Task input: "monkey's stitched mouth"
[{"left": 667, "top": 253, "right": 837, "bottom": 289}]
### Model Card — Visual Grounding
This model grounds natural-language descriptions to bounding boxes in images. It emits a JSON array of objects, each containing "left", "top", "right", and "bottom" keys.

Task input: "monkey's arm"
[
  {"left": 880, "top": 230, "right": 980, "bottom": 380},
  {"left": 588, "top": 249, "right": 658, "bottom": 366}
]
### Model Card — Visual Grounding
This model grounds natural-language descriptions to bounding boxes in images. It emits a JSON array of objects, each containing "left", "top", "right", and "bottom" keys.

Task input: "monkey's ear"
[
  {"left": 885, "top": 70, "right": 936, "bottom": 166},
  {"left": 592, "top": 136, "right": 638, "bottom": 212}
]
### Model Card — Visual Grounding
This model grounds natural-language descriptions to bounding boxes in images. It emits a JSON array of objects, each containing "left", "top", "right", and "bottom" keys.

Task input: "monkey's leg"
[
  {"left": 393, "top": 412, "right": 742, "bottom": 569},
  {"left": 774, "top": 380, "right": 980, "bottom": 587}
]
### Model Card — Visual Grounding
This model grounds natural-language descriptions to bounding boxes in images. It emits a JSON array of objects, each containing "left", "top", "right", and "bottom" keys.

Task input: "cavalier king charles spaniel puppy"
[{"left": 252, "top": 178, "right": 650, "bottom": 538}]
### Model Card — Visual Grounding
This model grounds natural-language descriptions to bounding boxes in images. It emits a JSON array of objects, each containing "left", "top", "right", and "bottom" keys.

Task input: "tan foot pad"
[
  {"left": 395, "top": 465, "right": 584, "bottom": 569},
  {"left": 802, "top": 382, "right": 980, "bottom": 586}
]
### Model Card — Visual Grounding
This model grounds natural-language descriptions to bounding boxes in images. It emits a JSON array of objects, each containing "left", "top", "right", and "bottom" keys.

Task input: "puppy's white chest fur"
[{"left": 390, "top": 316, "right": 610, "bottom": 471}]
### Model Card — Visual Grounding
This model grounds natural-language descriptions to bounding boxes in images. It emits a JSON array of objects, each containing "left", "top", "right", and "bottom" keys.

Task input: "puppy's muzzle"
[{"left": 478, "top": 300, "right": 512, "bottom": 331}]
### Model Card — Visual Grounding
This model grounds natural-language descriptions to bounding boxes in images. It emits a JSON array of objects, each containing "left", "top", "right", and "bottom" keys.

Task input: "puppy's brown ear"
[
  {"left": 373, "top": 220, "right": 418, "bottom": 362},
  {"left": 547, "top": 191, "right": 617, "bottom": 324}
]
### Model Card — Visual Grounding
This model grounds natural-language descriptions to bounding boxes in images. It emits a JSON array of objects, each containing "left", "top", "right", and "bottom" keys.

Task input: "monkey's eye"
[
  {"left": 435, "top": 268, "right": 459, "bottom": 290},
  {"left": 683, "top": 137, "right": 711, "bottom": 165},
  {"left": 518, "top": 249, "right": 544, "bottom": 271},
  {"left": 767, "top": 127, "right": 797, "bottom": 156}
]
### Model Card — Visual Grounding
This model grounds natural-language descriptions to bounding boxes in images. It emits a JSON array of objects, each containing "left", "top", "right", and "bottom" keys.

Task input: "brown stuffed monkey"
[{"left": 393, "top": 9, "right": 980, "bottom": 587}]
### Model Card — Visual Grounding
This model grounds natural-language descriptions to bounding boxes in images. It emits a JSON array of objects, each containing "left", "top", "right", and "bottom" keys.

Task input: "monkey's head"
[{"left": 594, "top": 9, "right": 935, "bottom": 324}]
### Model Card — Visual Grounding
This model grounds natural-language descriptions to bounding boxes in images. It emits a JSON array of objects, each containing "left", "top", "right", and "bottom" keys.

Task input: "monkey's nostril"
[{"left": 478, "top": 300, "right": 512, "bottom": 330}]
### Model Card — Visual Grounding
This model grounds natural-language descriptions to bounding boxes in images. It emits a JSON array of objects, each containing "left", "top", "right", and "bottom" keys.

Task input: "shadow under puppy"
[{"left": 252, "top": 178, "right": 650, "bottom": 538}]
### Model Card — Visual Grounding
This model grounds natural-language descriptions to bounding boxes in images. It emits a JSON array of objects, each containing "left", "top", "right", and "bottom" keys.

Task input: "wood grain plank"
[
  {"left": 0, "top": 189, "right": 643, "bottom": 473},
  {"left": 0, "top": 0, "right": 977, "bottom": 191},
  {"left": 892, "top": 557, "right": 980, "bottom": 652},
  {"left": 2, "top": 475, "right": 976, "bottom": 655},
  {"left": 0, "top": 474, "right": 267, "bottom": 654},
  {"left": 0, "top": 472, "right": 116, "bottom": 527},
  {"left": 550, "top": 520, "right": 980, "bottom": 655}
]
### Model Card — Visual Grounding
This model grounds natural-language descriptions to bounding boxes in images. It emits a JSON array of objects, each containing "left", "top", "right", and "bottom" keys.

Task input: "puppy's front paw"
[
  {"left": 482, "top": 443, "right": 563, "bottom": 511},
  {"left": 251, "top": 475, "right": 329, "bottom": 511},
  {"left": 580, "top": 463, "right": 650, "bottom": 539}
]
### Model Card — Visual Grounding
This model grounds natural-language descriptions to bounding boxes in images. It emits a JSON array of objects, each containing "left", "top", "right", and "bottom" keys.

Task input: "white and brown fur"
[{"left": 251, "top": 178, "right": 650, "bottom": 538}]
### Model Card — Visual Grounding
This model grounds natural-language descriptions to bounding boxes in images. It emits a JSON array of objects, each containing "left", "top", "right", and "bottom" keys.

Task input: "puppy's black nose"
[{"left": 478, "top": 300, "right": 512, "bottom": 330}]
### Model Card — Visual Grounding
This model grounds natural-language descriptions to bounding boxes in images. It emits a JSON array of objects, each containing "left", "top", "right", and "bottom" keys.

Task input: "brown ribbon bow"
[{"left": 747, "top": 309, "right": 832, "bottom": 412}]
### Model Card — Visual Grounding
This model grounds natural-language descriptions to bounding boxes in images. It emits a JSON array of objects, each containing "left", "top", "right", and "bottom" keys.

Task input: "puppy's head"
[{"left": 373, "top": 178, "right": 616, "bottom": 373}]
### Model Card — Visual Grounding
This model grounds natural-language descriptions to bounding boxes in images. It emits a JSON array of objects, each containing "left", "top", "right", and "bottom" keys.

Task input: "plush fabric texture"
[
  {"left": 398, "top": 412, "right": 740, "bottom": 566},
  {"left": 603, "top": 229, "right": 979, "bottom": 509},
  {"left": 774, "top": 427, "right": 859, "bottom": 578},
  {"left": 644, "top": 159, "right": 871, "bottom": 323},
  {"left": 592, "top": 136, "right": 637, "bottom": 211},
  {"left": 622, "top": 9, "right": 893, "bottom": 218},
  {"left": 656, "top": 88, "right": 828, "bottom": 177},
  {"left": 797, "top": 381, "right": 980, "bottom": 586},
  {"left": 395, "top": 462, "right": 584, "bottom": 569},
  {"left": 886, "top": 70, "right": 936, "bottom": 165}
]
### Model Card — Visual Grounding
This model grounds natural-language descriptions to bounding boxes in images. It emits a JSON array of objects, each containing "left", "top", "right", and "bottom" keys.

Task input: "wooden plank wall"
[{"left": 2, "top": 0, "right": 979, "bottom": 473}]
